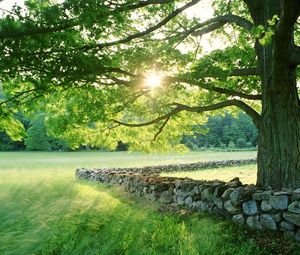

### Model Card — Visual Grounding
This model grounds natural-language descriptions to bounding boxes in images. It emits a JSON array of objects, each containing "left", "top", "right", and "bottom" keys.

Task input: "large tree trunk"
[
  {"left": 246, "top": 0, "right": 300, "bottom": 189},
  {"left": 257, "top": 74, "right": 300, "bottom": 189}
]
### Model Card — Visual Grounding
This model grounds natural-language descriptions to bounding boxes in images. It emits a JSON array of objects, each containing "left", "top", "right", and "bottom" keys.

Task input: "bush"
[
  {"left": 236, "top": 138, "right": 246, "bottom": 148},
  {"left": 245, "top": 142, "right": 253, "bottom": 148},
  {"left": 228, "top": 140, "right": 235, "bottom": 149}
]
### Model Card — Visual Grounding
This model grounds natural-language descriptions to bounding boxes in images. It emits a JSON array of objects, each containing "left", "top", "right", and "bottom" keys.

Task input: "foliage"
[
  {"left": 24, "top": 113, "right": 69, "bottom": 151},
  {"left": 0, "top": 0, "right": 260, "bottom": 152},
  {"left": 182, "top": 112, "right": 257, "bottom": 149}
]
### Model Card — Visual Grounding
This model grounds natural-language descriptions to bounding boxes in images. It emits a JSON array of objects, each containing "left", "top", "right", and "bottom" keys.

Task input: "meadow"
[{"left": 0, "top": 151, "right": 298, "bottom": 255}]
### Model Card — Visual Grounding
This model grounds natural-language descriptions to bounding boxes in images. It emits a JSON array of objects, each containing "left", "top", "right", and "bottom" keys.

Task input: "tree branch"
[
  {"left": 175, "top": 14, "right": 253, "bottom": 41},
  {"left": 114, "top": 99, "right": 261, "bottom": 129},
  {"left": 0, "top": 0, "right": 174, "bottom": 40},
  {"left": 153, "top": 116, "right": 170, "bottom": 140},
  {"left": 0, "top": 89, "right": 37, "bottom": 106},
  {"left": 98, "top": 70, "right": 262, "bottom": 100},
  {"left": 0, "top": 21, "right": 79, "bottom": 40},
  {"left": 165, "top": 76, "right": 262, "bottom": 100},
  {"left": 116, "top": 0, "right": 173, "bottom": 12},
  {"left": 80, "top": 0, "right": 201, "bottom": 51}
]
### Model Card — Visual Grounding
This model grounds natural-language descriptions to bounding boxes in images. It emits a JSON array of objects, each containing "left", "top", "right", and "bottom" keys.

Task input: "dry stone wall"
[{"left": 75, "top": 159, "right": 300, "bottom": 241}]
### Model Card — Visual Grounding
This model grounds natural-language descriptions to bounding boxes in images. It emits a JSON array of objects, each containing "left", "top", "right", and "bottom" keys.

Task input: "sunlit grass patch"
[
  {"left": 161, "top": 164, "right": 257, "bottom": 184},
  {"left": 0, "top": 151, "right": 297, "bottom": 255}
]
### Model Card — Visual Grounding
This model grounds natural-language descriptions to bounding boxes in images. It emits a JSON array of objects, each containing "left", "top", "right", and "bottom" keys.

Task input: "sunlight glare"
[{"left": 145, "top": 71, "right": 162, "bottom": 89}]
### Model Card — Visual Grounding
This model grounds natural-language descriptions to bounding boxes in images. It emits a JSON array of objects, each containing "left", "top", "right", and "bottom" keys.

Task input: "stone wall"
[
  {"left": 82, "top": 159, "right": 256, "bottom": 175},
  {"left": 75, "top": 159, "right": 300, "bottom": 241}
]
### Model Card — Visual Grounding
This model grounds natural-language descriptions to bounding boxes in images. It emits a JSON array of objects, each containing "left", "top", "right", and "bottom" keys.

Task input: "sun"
[{"left": 144, "top": 71, "right": 162, "bottom": 89}]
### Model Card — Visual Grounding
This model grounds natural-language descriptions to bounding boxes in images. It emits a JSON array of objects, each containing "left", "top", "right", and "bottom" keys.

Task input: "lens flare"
[{"left": 145, "top": 72, "right": 161, "bottom": 89}]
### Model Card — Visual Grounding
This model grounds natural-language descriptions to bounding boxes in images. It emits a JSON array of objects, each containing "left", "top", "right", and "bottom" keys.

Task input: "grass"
[
  {"left": 161, "top": 164, "right": 257, "bottom": 185},
  {"left": 0, "top": 151, "right": 298, "bottom": 255}
]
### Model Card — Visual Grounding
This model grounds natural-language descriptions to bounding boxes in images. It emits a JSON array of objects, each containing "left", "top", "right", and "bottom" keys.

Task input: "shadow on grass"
[{"left": 0, "top": 178, "right": 299, "bottom": 255}]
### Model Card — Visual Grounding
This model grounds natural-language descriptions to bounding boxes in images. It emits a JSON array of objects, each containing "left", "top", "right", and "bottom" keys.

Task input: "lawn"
[
  {"left": 0, "top": 151, "right": 298, "bottom": 255},
  {"left": 161, "top": 165, "right": 257, "bottom": 184}
]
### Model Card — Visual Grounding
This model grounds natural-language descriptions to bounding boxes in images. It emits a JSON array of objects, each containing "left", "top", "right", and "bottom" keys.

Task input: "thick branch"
[
  {"left": 100, "top": 68, "right": 261, "bottom": 100},
  {"left": 117, "top": 0, "right": 173, "bottom": 12},
  {"left": 80, "top": 0, "right": 201, "bottom": 51},
  {"left": 114, "top": 99, "right": 261, "bottom": 129},
  {"left": 178, "top": 14, "right": 253, "bottom": 40},
  {"left": 166, "top": 76, "right": 262, "bottom": 100},
  {"left": 274, "top": 1, "right": 300, "bottom": 70}
]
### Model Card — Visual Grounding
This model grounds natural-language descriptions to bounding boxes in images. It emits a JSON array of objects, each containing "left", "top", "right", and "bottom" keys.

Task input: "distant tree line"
[
  {"left": 0, "top": 112, "right": 257, "bottom": 151},
  {"left": 182, "top": 112, "right": 258, "bottom": 150},
  {"left": 0, "top": 114, "right": 68, "bottom": 151}
]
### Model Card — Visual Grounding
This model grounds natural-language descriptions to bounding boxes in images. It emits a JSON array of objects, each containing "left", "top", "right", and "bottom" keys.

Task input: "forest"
[{"left": 0, "top": 111, "right": 257, "bottom": 151}]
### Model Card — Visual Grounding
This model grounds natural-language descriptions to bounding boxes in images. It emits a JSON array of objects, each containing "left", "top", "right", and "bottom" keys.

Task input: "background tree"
[
  {"left": 0, "top": 0, "right": 299, "bottom": 189},
  {"left": 182, "top": 111, "right": 257, "bottom": 149},
  {"left": 25, "top": 114, "right": 68, "bottom": 151}
]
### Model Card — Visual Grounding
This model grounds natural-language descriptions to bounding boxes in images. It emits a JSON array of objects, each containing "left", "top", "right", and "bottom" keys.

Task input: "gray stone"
[
  {"left": 283, "top": 212, "right": 300, "bottom": 227},
  {"left": 261, "top": 200, "right": 273, "bottom": 212},
  {"left": 242, "top": 200, "right": 258, "bottom": 215},
  {"left": 273, "top": 191, "right": 292, "bottom": 196},
  {"left": 213, "top": 185, "right": 228, "bottom": 197},
  {"left": 291, "top": 193, "right": 300, "bottom": 202},
  {"left": 260, "top": 214, "right": 277, "bottom": 230},
  {"left": 230, "top": 187, "right": 243, "bottom": 206},
  {"left": 252, "top": 191, "right": 271, "bottom": 201},
  {"left": 159, "top": 190, "right": 173, "bottom": 204},
  {"left": 232, "top": 214, "right": 245, "bottom": 225},
  {"left": 150, "top": 182, "right": 169, "bottom": 192},
  {"left": 295, "top": 230, "right": 300, "bottom": 242},
  {"left": 184, "top": 196, "right": 193, "bottom": 208},
  {"left": 189, "top": 186, "right": 200, "bottom": 196},
  {"left": 273, "top": 213, "right": 282, "bottom": 222},
  {"left": 224, "top": 200, "right": 241, "bottom": 214},
  {"left": 202, "top": 187, "right": 214, "bottom": 201},
  {"left": 176, "top": 196, "right": 185, "bottom": 206},
  {"left": 226, "top": 177, "right": 242, "bottom": 188},
  {"left": 175, "top": 180, "right": 182, "bottom": 189},
  {"left": 246, "top": 216, "right": 263, "bottom": 230},
  {"left": 288, "top": 201, "right": 300, "bottom": 214},
  {"left": 293, "top": 188, "right": 300, "bottom": 194},
  {"left": 270, "top": 195, "right": 288, "bottom": 210},
  {"left": 213, "top": 196, "right": 223, "bottom": 210},
  {"left": 280, "top": 221, "right": 295, "bottom": 231},
  {"left": 221, "top": 188, "right": 234, "bottom": 200},
  {"left": 194, "top": 201, "right": 209, "bottom": 212},
  {"left": 192, "top": 194, "right": 202, "bottom": 201}
]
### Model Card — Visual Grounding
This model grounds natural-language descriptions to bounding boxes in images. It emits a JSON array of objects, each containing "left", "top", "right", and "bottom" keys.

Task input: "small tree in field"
[{"left": 0, "top": 0, "right": 300, "bottom": 189}]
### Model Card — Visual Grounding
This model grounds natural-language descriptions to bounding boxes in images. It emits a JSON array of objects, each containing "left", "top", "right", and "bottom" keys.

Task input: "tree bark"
[{"left": 245, "top": 0, "right": 300, "bottom": 189}]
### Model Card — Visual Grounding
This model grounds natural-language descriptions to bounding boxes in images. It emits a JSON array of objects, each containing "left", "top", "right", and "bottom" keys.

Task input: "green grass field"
[
  {"left": 0, "top": 151, "right": 298, "bottom": 255},
  {"left": 161, "top": 165, "right": 257, "bottom": 184}
]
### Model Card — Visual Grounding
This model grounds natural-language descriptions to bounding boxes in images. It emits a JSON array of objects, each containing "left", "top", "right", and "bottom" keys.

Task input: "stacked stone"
[
  {"left": 80, "top": 159, "right": 256, "bottom": 176},
  {"left": 75, "top": 166, "right": 300, "bottom": 241}
]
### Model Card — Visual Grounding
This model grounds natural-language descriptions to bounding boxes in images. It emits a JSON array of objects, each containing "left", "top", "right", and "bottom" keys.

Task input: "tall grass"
[{"left": 0, "top": 151, "right": 297, "bottom": 255}]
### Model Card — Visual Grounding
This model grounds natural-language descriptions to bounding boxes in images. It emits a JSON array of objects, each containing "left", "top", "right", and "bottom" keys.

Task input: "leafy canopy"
[{"left": 0, "top": 0, "right": 263, "bottom": 151}]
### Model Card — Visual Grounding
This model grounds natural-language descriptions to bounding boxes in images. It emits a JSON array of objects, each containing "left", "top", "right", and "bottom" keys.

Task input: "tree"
[
  {"left": 0, "top": 0, "right": 299, "bottom": 189},
  {"left": 25, "top": 114, "right": 68, "bottom": 151}
]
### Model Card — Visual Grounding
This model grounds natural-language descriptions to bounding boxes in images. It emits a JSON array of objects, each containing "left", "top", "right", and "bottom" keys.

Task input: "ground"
[
  {"left": 161, "top": 164, "right": 257, "bottom": 184},
  {"left": 0, "top": 151, "right": 298, "bottom": 255}
]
